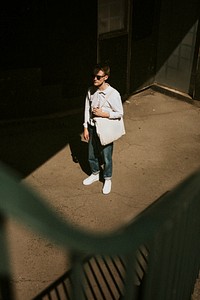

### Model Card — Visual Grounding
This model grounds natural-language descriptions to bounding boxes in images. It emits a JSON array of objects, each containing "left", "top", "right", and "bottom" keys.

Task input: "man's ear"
[{"left": 105, "top": 75, "right": 109, "bottom": 81}]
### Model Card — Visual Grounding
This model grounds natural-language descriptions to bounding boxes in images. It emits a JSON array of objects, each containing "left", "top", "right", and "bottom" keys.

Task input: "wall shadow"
[
  {"left": 0, "top": 111, "right": 90, "bottom": 178},
  {"left": 32, "top": 255, "right": 126, "bottom": 300}
]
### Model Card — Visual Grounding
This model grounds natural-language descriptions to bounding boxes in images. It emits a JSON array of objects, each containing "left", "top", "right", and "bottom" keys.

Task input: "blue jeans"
[{"left": 88, "top": 125, "right": 113, "bottom": 179}]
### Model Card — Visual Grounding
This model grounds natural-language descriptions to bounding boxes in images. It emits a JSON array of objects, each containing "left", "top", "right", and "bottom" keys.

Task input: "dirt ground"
[{"left": 1, "top": 88, "right": 200, "bottom": 299}]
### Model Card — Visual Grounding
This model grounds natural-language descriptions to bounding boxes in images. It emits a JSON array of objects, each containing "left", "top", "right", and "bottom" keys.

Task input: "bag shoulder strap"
[{"left": 99, "top": 89, "right": 114, "bottom": 108}]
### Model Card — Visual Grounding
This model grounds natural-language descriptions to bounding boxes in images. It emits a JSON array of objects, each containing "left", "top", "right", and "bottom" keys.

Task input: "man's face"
[{"left": 93, "top": 70, "right": 108, "bottom": 87}]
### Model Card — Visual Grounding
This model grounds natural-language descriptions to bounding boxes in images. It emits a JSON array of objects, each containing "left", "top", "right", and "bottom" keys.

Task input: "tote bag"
[{"left": 94, "top": 117, "right": 125, "bottom": 146}]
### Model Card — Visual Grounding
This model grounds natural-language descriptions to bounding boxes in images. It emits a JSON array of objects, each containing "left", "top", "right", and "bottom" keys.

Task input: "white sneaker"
[
  {"left": 83, "top": 174, "right": 99, "bottom": 185},
  {"left": 103, "top": 179, "right": 112, "bottom": 194}
]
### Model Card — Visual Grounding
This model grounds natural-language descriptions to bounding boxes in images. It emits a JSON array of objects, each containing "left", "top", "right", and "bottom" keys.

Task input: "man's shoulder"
[
  {"left": 88, "top": 86, "right": 98, "bottom": 95},
  {"left": 107, "top": 85, "right": 120, "bottom": 96}
]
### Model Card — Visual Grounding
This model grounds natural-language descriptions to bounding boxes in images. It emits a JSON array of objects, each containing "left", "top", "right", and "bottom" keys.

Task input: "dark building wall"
[
  {"left": 128, "top": 0, "right": 200, "bottom": 99},
  {"left": 97, "top": 0, "right": 200, "bottom": 101},
  {"left": 129, "top": 0, "right": 159, "bottom": 93},
  {"left": 0, "top": 1, "right": 97, "bottom": 119},
  {"left": 97, "top": 0, "right": 159, "bottom": 97},
  {"left": 1, "top": 0, "right": 200, "bottom": 121},
  {"left": 155, "top": 0, "right": 200, "bottom": 95},
  {"left": 98, "top": 34, "right": 128, "bottom": 96},
  {"left": 129, "top": 0, "right": 200, "bottom": 99},
  {"left": 155, "top": 0, "right": 199, "bottom": 71}
]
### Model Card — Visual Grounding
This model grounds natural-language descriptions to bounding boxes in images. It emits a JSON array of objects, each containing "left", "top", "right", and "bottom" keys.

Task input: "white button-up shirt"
[{"left": 83, "top": 84, "right": 124, "bottom": 128}]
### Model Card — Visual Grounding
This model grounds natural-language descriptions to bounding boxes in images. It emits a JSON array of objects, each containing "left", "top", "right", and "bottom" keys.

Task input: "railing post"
[{"left": 70, "top": 251, "right": 85, "bottom": 300}]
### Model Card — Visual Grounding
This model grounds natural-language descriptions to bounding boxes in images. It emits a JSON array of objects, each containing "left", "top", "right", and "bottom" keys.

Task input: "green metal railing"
[{"left": 0, "top": 162, "right": 200, "bottom": 300}]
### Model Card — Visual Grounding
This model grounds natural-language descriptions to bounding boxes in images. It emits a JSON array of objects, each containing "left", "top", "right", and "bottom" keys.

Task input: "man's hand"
[
  {"left": 92, "top": 108, "right": 109, "bottom": 118},
  {"left": 83, "top": 127, "right": 89, "bottom": 141}
]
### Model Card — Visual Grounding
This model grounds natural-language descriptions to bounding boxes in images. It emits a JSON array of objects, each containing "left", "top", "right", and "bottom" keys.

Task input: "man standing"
[
  {"left": 83, "top": 64, "right": 123, "bottom": 194},
  {"left": 83, "top": 63, "right": 124, "bottom": 194}
]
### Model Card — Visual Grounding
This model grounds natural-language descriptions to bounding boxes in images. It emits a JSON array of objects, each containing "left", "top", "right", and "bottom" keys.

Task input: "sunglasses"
[{"left": 92, "top": 74, "right": 105, "bottom": 80}]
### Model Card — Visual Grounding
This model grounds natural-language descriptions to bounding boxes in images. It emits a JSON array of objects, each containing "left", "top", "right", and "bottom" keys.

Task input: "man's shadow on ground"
[{"left": 68, "top": 130, "right": 91, "bottom": 176}]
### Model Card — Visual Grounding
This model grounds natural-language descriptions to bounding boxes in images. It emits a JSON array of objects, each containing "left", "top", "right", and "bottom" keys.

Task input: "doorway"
[{"left": 97, "top": 0, "right": 131, "bottom": 96}]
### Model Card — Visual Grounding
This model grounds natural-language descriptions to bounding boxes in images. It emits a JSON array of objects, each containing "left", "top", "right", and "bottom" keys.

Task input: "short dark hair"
[{"left": 93, "top": 62, "right": 110, "bottom": 77}]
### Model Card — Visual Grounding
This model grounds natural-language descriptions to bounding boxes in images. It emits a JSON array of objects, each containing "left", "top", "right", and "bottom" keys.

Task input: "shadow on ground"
[
  {"left": 32, "top": 255, "right": 143, "bottom": 300},
  {"left": 0, "top": 112, "right": 90, "bottom": 178}
]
